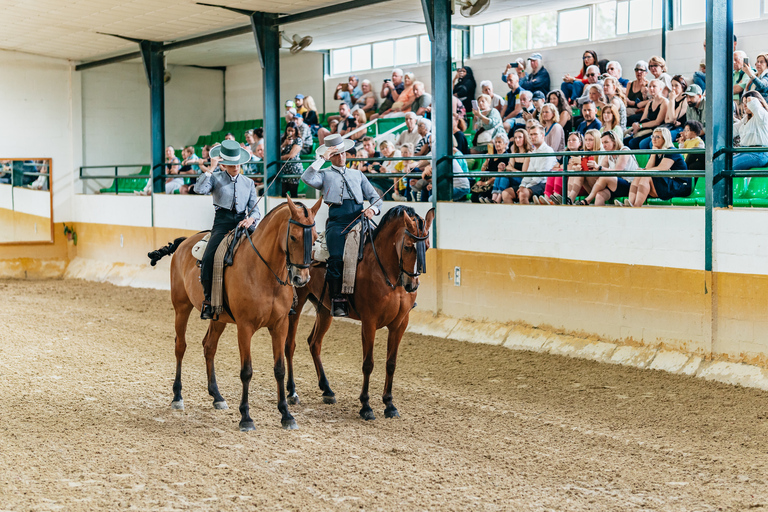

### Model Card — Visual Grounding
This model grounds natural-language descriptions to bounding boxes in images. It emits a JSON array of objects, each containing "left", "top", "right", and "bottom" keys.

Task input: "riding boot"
[
  {"left": 201, "top": 293, "right": 214, "bottom": 320},
  {"left": 328, "top": 277, "right": 348, "bottom": 318}
]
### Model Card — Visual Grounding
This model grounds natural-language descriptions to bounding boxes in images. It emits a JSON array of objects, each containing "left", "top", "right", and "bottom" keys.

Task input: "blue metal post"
[
  {"left": 139, "top": 41, "right": 166, "bottom": 194},
  {"left": 704, "top": 0, "right": 733, "bottom": 271},
  {"left": 660, "top": 0, "right": 673, "bottom": 60},
  {"left": 251, "top": 12, "right": 282, "bottom": 197},
  {"left": 423, "top": 0, "right": 452, "bottom": 203}
]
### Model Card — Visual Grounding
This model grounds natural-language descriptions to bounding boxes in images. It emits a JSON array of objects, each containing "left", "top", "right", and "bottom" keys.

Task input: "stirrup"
[
  {"left": 201, "top": 300, "right": 214, "bottom": 320},
  {"left": 331, "top": 297, "right": 348, "bottom": 317}
]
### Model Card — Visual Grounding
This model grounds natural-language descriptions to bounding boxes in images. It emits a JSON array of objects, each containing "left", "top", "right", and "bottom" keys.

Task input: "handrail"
[{"left": 342, "top": 118, "right": 377, "bottom": 140}]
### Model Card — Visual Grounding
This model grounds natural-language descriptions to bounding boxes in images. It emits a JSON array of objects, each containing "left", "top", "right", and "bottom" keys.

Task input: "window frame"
[{"left": 557, "top": 6, "right": 593, "bottom": 44}]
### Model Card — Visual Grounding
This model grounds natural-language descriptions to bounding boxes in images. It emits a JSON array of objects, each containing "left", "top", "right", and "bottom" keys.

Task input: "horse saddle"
[{"left": 192, "top": 233, "right": 210, "bottom": 261}]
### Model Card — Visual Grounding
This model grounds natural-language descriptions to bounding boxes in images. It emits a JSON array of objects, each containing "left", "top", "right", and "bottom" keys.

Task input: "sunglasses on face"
[
  {"left": 635, "top": 68, "right": 646, "bottom": 72},
  {"left": 649, "top": 64, "right": 661, "bottom": 68},
  {"left": 586, "top": 73, "right": 596, "bottom": 77},
  {"left": 583, "top": 56, "right": 592, "bottom": 60}
]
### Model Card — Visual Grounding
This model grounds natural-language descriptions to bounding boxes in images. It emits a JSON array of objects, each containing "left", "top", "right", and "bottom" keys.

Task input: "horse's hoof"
[
  {"left": 287, "top": 394, "right": 300, "bottom": 405},
  {"left": 384, "top": 406, "right": 400, "bottom": 419},
  {"left": 171, "top": 400, "right": 184, "bottom": 410},
  {"left": 239, "top": 421, "right": 256, "bottom": 432},
  {"left": 282, "top": 418, "right": 299, "bottom": 430},
  {"left": 359, "top": 408, "right": 376, "bottom": 421},
  {"left": 213, "top": 401, "right": 229, "bottom": 410},
  {"left": 322, "top": 395, "right": 337, "bottom": 405}
]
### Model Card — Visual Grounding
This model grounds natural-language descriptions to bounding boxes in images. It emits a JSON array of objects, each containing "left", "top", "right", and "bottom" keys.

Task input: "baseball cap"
[
  {"left": 532, "top": 91, "right": 545, "bottom": 100},
  {"left": 528, "top": 53, "right": 543, "bottom": 61},
  {"left": 293, "top": 113, "right": 303, "bottom": 120},
  {"left": 684, "top": 84, "right": 703, "bottom": 96},
  {"left": 285, "top": 100, "right": 295, "bottom": 108},
  {"left": 295, "top": 94, "right": 304, "bottom": 100}
]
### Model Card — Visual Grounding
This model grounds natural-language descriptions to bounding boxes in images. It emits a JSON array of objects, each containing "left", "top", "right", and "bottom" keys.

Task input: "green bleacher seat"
[
  {"left": 635, "top": 154, "right": 650, "bottom": 168},
  {"left": 734, "top": 175, "right": 768, "bottom": 207},
  {"left": 99, "top": 165, "right": 150, "bottom": 194},
  {"left": 670, "top": 177, "right": 705, "bottom": 206}
]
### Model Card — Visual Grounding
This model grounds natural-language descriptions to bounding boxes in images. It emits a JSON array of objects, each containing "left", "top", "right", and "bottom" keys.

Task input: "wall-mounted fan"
[
  {"left": 456, "top": 0, "right": 490, "bottom": 17},
  {"left": 281, "top": 33, "right": 313, "bottom": 54}
]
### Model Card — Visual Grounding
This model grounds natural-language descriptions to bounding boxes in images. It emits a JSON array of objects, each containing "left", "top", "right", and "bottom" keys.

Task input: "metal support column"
[
  {"left": 251, "top": 12, "right": 282, "bottom": 197},
  {"left": 704, "top": 0, "right": 733, "bottom": 271},
  {"left": 139, "top": 41, "right": 166, "bottom": 193},
  {"left": 660, "top": 0, "right": 673, "bottom": 60},
  {"left": 423, "top": 0, "right": 452, "bottom": 204}
]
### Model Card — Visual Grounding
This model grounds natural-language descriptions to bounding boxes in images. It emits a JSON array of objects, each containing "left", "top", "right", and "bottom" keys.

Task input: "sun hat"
[
  {"left": 315, "top": 133, "right": 355, "bottom": 158},
  {"left": 209, "top": 139, "right": 251, "bottom": 165}
]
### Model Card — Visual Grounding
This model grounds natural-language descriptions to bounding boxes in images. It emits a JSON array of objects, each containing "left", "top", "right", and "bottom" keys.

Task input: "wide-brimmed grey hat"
[
  {"left": 210, "top": 139, "right": 251, "bottom": 165},
  {"left": 315, "top": 133, "right": 355, "bottom": 158}
]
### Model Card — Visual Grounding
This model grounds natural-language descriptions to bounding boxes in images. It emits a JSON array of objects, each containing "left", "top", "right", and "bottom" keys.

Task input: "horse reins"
[{"left": 367, "top": 217, "right": 429, "bottom": 290}]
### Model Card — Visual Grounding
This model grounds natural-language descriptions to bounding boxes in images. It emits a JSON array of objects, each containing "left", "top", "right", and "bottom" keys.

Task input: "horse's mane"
[
  {"left": 371, "top": 205, "right": 418, "bottom": 241},
  {"left": 261, "top": 201, "right": 309, "bottom": 224}
]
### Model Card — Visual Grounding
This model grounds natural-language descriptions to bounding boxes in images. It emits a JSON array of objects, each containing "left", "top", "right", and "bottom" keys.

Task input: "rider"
[
  {"left": 301, "top": 133, "right": 382, "bottom": 317},
  {"left": 194, "top": 139, "right": 261, "bottom": 320}
]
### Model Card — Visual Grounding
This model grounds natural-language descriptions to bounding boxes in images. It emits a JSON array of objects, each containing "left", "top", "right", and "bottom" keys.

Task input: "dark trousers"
[
  {"left": 325, "top": 200, "right": 363, "bottom": 282},
  {"left": 201, "top": 208, "right": 245, "bottom": 299}
]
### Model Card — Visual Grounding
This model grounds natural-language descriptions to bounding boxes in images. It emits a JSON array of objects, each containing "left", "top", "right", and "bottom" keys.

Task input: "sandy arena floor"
[{"left": 1, "top": 278, "right": 768, "bottom": 511}]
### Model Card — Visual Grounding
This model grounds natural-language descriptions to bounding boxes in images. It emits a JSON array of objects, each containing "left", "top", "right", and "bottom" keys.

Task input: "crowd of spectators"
[{"left": 156, "top": 34, "right": 768, "bottom": 206}]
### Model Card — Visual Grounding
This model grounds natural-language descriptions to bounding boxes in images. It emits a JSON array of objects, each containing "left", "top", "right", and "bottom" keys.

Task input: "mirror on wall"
[{"left": 0, "top": 159, "right": 53, "bottom": 243}]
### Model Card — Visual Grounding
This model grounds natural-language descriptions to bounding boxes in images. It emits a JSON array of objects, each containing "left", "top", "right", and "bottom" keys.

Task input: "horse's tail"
[{"left": 148, "top": 237, "right": 187, "bottom": 266}]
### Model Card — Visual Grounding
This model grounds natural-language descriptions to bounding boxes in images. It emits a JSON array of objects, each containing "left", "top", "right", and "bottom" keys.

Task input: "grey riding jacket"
[
  {"left": 301, "top": 158, "right": 382, "bottom": 214},
  {"left": 194, "top": 171, "right": 262, "bottom": 222}
]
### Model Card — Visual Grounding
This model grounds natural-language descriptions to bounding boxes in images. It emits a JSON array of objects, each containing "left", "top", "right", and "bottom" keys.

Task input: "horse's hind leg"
[
  {"left": 359, "top": 319, "right": 378, "bottom": 421},
  {"left": 171, "top": 302, "right": 194, "bottom": 410},
  {"left": 382, "top": 316, "right": 409, "bottom": 419},
  {"left": 308, "top": 307, "right": 336, "bottom": 404},
  {"left": 285, "top": 293, "right": 308, "bottom": 405},
  {"left": 203, "top": 320, "right": 229, "bottom": 409}
]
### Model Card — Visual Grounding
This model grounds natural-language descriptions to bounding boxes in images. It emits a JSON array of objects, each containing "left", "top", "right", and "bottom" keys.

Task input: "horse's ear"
[
  {"left": 310, "top": 196, "right": 323, "bottom": 217},
  {"left": 285, "top": 195, "right": 298, "bottom": 216},
  {"left": 424, "top": 208, "right": 435, "bottom": 233},
  {"left": 403, "top": 212, "right": 417, "bottom": 232}
]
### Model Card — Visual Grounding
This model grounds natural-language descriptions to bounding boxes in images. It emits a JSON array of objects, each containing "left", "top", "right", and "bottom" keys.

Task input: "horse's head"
[
  {"left": 284, "top": 196, "right": 322, "bottom": 288},
  {"left": 399, "top": 208, "right": 435, "bottom": 293}
]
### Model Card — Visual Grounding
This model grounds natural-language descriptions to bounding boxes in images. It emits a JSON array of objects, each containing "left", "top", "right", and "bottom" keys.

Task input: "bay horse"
[
  {"left": 285, "top": 205, "right": 435, "bottom": 420},
  {"left": 149, "top": 196, "right": 321, "bottom": 431}
]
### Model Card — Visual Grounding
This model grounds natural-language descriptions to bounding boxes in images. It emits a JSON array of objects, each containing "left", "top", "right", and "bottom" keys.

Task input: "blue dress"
[{"left": 651, "top": 153, "right": 692, "bottom": 200}]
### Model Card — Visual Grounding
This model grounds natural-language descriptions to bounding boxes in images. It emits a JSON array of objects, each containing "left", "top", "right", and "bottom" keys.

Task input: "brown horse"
[
  {"left": 285, "top": 205, "right": 435, "bottom": 420},
  {"left": 149, "top": 196, "right": 322, "bottom": 431}
]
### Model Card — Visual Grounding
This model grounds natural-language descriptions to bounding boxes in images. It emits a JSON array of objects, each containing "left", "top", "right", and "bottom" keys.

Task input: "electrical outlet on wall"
[{"left": 454, "top": 266, "right": 461, "bottom": 286}]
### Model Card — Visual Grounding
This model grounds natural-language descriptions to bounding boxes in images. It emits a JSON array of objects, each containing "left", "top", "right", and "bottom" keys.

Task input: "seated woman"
[
  {"left": 743, "top": 53, "right": 768, "bottom": 102},
  {"left": 582, "top": 130, "right": 639, "bottom": 206},
  {"left": 585, "top": 84, "right": 607, "bottom": 117},
  {"left": 279, "top": 122, "right": 304, "bottom": 197},
  {"left": 624, "top": 79, "right": 668, "bottom": 149},
  {"left": 540, "top": 103, "right": 564, "bottom": 153},
  {"left": 600, "top": 104, "right": 624, "bottom": 143},
  {"left": 625, "top": 127, "right": 691, "bottom": 207},
  {"left": 547, "top": 89, "right": 573, "bottom": 133},
  {"left": 566, "top": 128, "right": 602, "bottom": 205},
  {"left": 602, "top": 76, "right": 628, "bottom": 129},
  {"left": 303, "top": 96, "right": 320, "bottom": 132},
  {"left": 537, "top": 131, "right": 583, "bottom": 205},
  {"left": 625, "top": 61, "right": 650, "bottom": 123},
  {"left": 347, "top": 108, "right": 369, "bottom": 142},
  {"left": 561, "top": 50, "right": 598, "bottom": 104},
  {"left": 352, "top": 79, "right": 378, "bottom": 118},
  {"left": 733, "top": 91, "right": 768, "bottom": 170},
  {"left": 648, "top": 56, "right": 673, "bottom": 96},
  {"left": 471, "top": 94, "right": 505, "bottom": 154},
  {"left": 483, "top": 133, "right": 510, "bottom": 204},
  {"left": 500, "top": 128, "right": 532, "bottom": 204},
  {"left": 480, "top": 80, "right": 506, "bottom": 114},
  {"left": 640, "top": 75, "right": 688, "bottom": 149}
]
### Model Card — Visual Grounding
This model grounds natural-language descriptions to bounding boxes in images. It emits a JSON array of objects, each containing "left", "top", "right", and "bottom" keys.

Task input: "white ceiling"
[{"left": 0, "top": 0, "right": 592, "bottom": 67}]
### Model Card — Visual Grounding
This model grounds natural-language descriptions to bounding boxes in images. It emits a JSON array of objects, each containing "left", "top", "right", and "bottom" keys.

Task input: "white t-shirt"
[{"left": 522, "top": 142, "right": 556, "bottom": 188}]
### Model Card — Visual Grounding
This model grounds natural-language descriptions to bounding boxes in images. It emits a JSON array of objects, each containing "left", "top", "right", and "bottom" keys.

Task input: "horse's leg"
[
  {"left": 359, "top": 319, "right": 377, "bottom": 421},
  {"left": 285, "top": 293, "right": 308, "bottom": 405},
  {"left": 171, "top": 301, "right": 193, "bottom": 410},
  {"left": 383, "top": 316, "right": 409, "bottom": 419},
  {"left": 235, "top": 323, "right": 256, "bottom": 432},
  {"left": 203, "top": 320, "right": 229, "bottom": 409},
  {"left": 308, "top": 307, "right": 337, "bottom": 404},
  {"left": 270, "top": 321, "right": 297, "bottom": 430}
]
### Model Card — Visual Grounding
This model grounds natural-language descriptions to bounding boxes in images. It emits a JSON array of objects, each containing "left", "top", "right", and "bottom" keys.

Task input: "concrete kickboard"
[
  {"left": 610, "top": 345, "right": 658, "bottom": 368},
  {"left": 697, "top": 361, "right": 768, "bottom": 391},
  {"left": 649, "top": 350, "right": 691, "bottom": 373},
  {"left": 503, "top": 331, "right": 553, "bottom": 352},
  {"left": 447, "top": 319, "right": 510, "bottom": 345},
  {"left": 405, "top": 312, "right": 459, "bottom": 338}
]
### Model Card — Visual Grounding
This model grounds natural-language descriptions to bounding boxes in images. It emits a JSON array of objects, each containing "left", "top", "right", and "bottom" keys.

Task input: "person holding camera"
[
  {"left": 334, "top": 75, "right": 361, "bottom": 108},
  {"left": 517, "top": 53, "right": 551, "bottom": 97},
  {"left": 377, "top": 69, "right": 405, "bottom": 115}
]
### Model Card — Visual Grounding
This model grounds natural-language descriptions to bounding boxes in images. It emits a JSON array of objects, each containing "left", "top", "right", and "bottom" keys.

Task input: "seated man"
[
  {"left": 519, "top": 53, "right": 551, "bottom": 97},
  {"left": 518, "top": 124, "right": 555, "bottom": 205},
  {"left": 317, "top": 103, "right": 353, "bottom": 145},
  {"left": 293, "top": 114, "right": 313, "bottom": 155},
  {"left": 576, "top": 100, "right": 602, "bottom": 135},
  {"left": 479, "top": 80, "right": 506, "bottom": 114},
  {"left": 506, "top": 90, "right": 534, "bottom": 133},
  {"left": 395, "top": 112, "right": 421, "bottom": 149},
  {"left": 179, "top": 146, "right": 200, "bottom": 195},
  {"left": 334, "top": 75, "right": 362, "bottom": 108},
  {"left": 410, "top": 82, "right": 432, "bottom": 117},
  {"left": 502, "top": 73, "right": 525, "bottom": 131},
  {"left": 378, "top": 69, "right": 405, "bottom": 114}
]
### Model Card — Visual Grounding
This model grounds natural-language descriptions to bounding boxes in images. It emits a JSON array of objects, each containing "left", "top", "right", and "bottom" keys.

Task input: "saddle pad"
[
  {"left": 211, "top": 230, "right": 245, "bottom": 317},
  {"left": 342, "top": 223, "right": 362, "bottom": 295},
  {"left": 192, "top": 233, "right": 211, "bottom": 261}
]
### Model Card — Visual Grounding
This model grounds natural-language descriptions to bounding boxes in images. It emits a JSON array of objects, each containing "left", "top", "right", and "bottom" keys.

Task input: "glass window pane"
[
  {"left": 616, "top": 1, "right": 629, "bottom": 35},
  {"left": 558, "top": 7, "right": 590, "bottom": 43},
  {"left": 483, "top": 22, "right": 500, "bottom": 53},
  {"left": 332, "top": 48, "right": 350, "bottom": 75},
  {"left": 651, "top": 0, "right": 662, "bottom": 28},
  {"left": 679, "top": 0, "right": 705, "bottom": 25},
  {"left": 372, "top": 41, "right": 394, "bottom": 69},
  {"left": 451, "top": 29, "right": 459, "bottom": 60},
  {"left": 350, "top": 44, "right": 371, "bottom": 72},
  {"left": 530, "top": 12, "right": 556, "bottom": 49},
  {"left": 511, "top": 16, "right": 528, "bottom": 51},
  {"left": 734, "top": 0, "right": 760, "bottom": 21},
  {"left": 628, "top": 0, "right": 653, "bottom": 32},
  {"left": 594, "top": 1, "right": 616, "bottom": 40},
  {"left": 499, "top": 20, "right": 511, "bottom": 52},
  {"left": 394, "top": 37, "right": 418, "bottom": 66},
  {"left": 419, "top": 34, "right": 431, "bottom": 63},
  {"left": 473, "top": 25, "right": 484, "bottom": 55}
]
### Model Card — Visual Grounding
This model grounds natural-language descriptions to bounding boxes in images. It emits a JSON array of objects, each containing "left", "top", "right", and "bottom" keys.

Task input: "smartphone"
[
  {"left": 510, "top": 62, "right": 519, "bottom": 68},
  {"left": 744, "top": 57, "right": 750, "bottom": 66},
  {"left": 471, "top": 100, "right": 479, "bottom": 111}
]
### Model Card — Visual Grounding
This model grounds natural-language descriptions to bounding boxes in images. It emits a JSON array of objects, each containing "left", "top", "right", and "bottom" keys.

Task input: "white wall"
[
  {"left": 81, "top": 63, "right": 224, "bottom": 167},
  {"left": 0, "top": 49, "right": 80, "bottom": 224},
  {"left": 225, "top": 51, "right": 324, "bottom": 121}
]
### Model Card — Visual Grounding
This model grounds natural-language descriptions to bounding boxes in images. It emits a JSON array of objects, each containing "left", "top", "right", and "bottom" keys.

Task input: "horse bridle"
[
  {"left": 369, "top": 217, "right": 429, "bottom": 290},
  {"left": 247, "top": 218, "right": 315, "bottom": 287}
]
